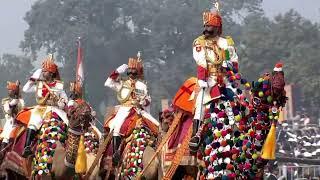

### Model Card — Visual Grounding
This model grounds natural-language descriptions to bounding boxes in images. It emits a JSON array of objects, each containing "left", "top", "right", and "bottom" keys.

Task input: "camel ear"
[
  {"left": 16, "top": 80, "right": 20, "bottom": 86},
  {"left": 70, "top": 82, "right": 75, "bottom": 92},
  {"left": 159, "top": 112, "right": 163, "bottom": 122}
]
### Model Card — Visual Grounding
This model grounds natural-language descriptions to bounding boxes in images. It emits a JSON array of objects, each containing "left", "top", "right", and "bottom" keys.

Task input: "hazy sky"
[{"left": 0, "top": 0, "right": 319, "bottom": 55}]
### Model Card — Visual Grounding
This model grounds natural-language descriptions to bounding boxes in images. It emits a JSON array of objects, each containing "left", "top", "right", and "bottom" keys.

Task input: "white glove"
[
  {"left": 58, "top": 98, "right": 66, "bottom": 109},
  {"left": 9, "top": 99, "right": 19, "bottom": 106},
  {"left": 67, "top": 100, "right": 76, "bottom": 108},
  {"left": 3, "top": 103, "right": 11, "bottom": 113},
  {"left": 198, "top": 80, "right": 208, "bottom": 88},
  {"left": 139, "top": 99, "right": 146, "bottom": 107},
  {"left": 222, "top": 60, "right": 233, "bottom": 68},
  {"left": 222, "top": 60, "right": 228, "bottom": 68},
  {"left": 116, "top": 64, "right": 128, "bottom": 74},
  {"left": 136, "top": 108, "right": 142, "bottom": 115},
  {"left": 91, "top": 111, "right": 96, "bottom": 117},
  {"left": 31, "top": 68, "right": 42, "bottom": 80}
]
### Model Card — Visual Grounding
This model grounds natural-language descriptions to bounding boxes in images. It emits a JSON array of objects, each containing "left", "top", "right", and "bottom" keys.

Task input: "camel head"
[
  {"left": 68, "top": 101, "right": 94, "bottom": 132},
  {"left": 159, "top": 108, "right": 174, "bottom": 132}
]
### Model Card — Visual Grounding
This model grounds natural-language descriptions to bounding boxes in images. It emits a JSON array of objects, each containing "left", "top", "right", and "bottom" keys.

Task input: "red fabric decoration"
[
  {"left": 197, "top": 66, "right": 207, "bottom": 80},
  {"left": 42, "top": 81, "right": 57, "bottom": 97},
  {"left": 109, "top": 70, "right": 119, "bottom": 80},
  {"left": 210, "top": 85, "right": 221, "bottom": 99}
]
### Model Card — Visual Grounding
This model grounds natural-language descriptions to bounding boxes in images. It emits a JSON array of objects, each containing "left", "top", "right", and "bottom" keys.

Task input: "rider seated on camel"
[
  {"left": 104, "top": 52, "right": 159, "bottom": 166},
  {"left": 17, "top": 54, "right": 69, "bottom": 157},
  {"left": 189, "top": 4, "right": 239, "bottom": 151},
  {"left": 0, "top": 81, "right": 24, "bottom": 157}
]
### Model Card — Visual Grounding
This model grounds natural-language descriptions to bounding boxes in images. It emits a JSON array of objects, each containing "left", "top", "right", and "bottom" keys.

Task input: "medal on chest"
[{"left": 205, "top": 40, "right": 224, "bottom": 65}]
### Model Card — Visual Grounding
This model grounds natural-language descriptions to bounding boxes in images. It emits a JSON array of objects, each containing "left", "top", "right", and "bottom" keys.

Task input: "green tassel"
[{"left": 225, "top": 50, "right": 230, "bottom": 60}]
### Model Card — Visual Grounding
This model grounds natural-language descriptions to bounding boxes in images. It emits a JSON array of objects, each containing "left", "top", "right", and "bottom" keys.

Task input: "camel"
[
  {"left": 0, "top": 101, "right": 98, "bottom": 179},
  {"left": 142, "top": 64, "right": 287, "bottom": 179}
]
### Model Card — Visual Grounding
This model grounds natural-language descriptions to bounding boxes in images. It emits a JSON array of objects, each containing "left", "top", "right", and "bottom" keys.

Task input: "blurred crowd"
[
  {"left": 277, "top": 114, "right": 320, "bottom": 159},
  {"left": 263, "top": 114, "right": 320, "bottom": 179}
]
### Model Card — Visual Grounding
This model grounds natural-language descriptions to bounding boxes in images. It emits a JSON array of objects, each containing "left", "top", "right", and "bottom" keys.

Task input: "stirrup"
[
  {"left": 112, "top": 150, "right": 121, "bottom": 166},
  {"left": 22, "top": 146, "right": 32, "bottom": 158},
  {"left": 189, "top": 135, "right": 201, "bottom": 152}
]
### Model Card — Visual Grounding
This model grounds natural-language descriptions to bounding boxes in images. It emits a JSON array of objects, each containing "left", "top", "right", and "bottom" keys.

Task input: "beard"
[
  {"left": 8, "top": 90, "right": 19, "bottom": 98},
  {"left": 203, "top": 27, "right": 221, "bottom": 38},
  {"left": 69, "top": 93, "right": 78, "bottom": 100},
  {"left": 129, "top": 75, "right": 138, "bottom": 80}
]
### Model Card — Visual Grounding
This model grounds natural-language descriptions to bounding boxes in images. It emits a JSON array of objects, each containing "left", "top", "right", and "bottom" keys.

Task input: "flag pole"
[
  {"left": 76, "top": 37, "right": 81, "bottom": 80},
  {"left": 76, "top": 36, "right": 84, "bottom": 99}
]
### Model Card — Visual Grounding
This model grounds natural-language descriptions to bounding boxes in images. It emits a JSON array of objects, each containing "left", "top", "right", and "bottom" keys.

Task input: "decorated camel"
[
  {"left": 140, "top": 1, "right": 287, "bottom": 177},
  {"left": 140, "top": 61, "right": 286, "bottom": 180},
  {"left": 196, "top": 63, "right": 286, "bottom": 179},
  {"left": 0, "top": 55, "right": 99, "bottom": 179},
  {"left": 0, "top": 96, "right": 97, "bottom": 179}
]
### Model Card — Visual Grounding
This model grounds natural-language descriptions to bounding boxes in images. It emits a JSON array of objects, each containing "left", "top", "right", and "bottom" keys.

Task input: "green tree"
[{"left": 20, "top": 0, "right": 263, "bottom": 120}]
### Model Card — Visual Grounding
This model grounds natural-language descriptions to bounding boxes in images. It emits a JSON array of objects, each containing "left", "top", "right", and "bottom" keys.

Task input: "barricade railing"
[{"left": 278, "top": 165, "right": 320, "bottom": 179}]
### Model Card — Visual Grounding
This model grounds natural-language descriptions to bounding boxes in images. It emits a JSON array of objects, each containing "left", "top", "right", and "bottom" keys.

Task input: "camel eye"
[{"left": 253, "top": 97, "right": 261, "bottom": 106}]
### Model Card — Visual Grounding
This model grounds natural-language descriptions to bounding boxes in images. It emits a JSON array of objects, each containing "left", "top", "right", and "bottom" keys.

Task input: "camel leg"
[
  {"left": 22, "top": 156, "right": 33, "bottom": 178},
  {"left": 6, "top": 169, "right": 28, "bottom": 180},
  {"left": 105, "top": 171, "right": 110, "bottom": 180},
  {"left": 105, "top": 170, "right": 116, "bottom": 180},
  {"left": 52, "top": 142, "right": 75, "bottom": 179},
  {"left": 86, "top": 153, "right": 101, "bottom": 180}
]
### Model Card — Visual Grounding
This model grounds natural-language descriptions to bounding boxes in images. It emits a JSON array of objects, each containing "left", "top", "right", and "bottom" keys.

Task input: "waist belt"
[{"left": 207, "top": 63, "right": 226, "bottom": 76}]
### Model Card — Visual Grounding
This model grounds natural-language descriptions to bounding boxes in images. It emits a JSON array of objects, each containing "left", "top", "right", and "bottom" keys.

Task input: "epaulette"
[
  {"left": 225, "top": 36, "right": 235, "bottom": 46},
  {"left": 193, "top": 35, "right": 206, "bottom": 47},
  {"left": 1, "top": 98, "right": 9, "bottom": 106}
]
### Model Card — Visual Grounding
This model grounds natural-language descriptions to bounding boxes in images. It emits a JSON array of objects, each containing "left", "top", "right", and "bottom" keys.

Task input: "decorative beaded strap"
[{"left": 68, "top": 128, "right": 83, "bottom": 136}]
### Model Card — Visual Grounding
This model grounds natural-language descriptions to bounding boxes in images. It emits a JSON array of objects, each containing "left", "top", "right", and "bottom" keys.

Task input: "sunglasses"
[{"left": 127, "top": 69, "right": 138, "bottom": 76}]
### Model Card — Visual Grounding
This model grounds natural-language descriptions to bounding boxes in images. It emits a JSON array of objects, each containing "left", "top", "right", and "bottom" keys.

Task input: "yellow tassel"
[
  {"left": 75, "top": 135, "right": 87, "bottom": 174},
  {"left": 261, "top": 123, "right": 276, "bottom": 160},
  {"left": 278, "top": 109, "right": 284, "bottom": 123},
  {"left": 225, "top": 36, "right": 235, "bottom": 46}
]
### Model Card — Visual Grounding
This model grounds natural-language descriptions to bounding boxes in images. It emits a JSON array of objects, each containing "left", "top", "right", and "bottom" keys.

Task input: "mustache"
[
  {"left": 203, "top": 30, "right": 215, "bottom": 35},
  {"left": 203, "top": 28, "right": 220, "bottom": 36}
]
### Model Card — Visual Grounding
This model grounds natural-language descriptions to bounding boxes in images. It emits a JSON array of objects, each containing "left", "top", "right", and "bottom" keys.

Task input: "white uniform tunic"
[
  {"left": 192, "top": 36, "right": 239, "bottom": 120},
  {"left": 22, "top": 69, "right": 68, "bottom": 130},
  {"left": 104, "top": 76, "right": 159, "bottom": 136},
  {"left": 0, "top": 98, "right": 24, "bottom": 142}
]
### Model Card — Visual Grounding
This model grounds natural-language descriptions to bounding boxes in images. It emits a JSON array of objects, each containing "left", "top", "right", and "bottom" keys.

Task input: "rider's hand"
[
  {"left": 57, "top": 98, "right": 66, "bottom": 109},
  {"left": 222, "top": 60, "right": 228, "bottom": 68},
  {"left": 9, "top": 99, "right": 19, "bottom": 106},
  {"left": 136, "top": 108, "right": 142, "bottom": 115},
  {"left": 139, "top": 99, "right": 145, "bottom": 106},
  {"left": 116, "top": 64, "right": 128, "bottom": 74},
  {"left": 30, "top": 69, "right": 42, "bottom": 81},
  {"left": 198, "top": 80, "right": 208, "bottom": 88},
  {"left": 222, "top": 60, "right": 233, "bottom": 69}
]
